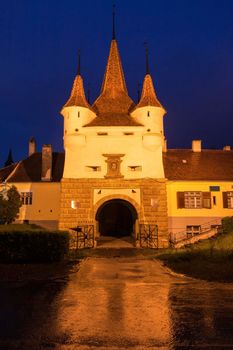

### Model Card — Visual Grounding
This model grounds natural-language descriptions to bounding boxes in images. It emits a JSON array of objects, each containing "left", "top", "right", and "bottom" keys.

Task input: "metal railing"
[
  {"left": 139, "top": 224, "right": 158, "bottom": 248},
  {"left": 169, "top": 218, "right": 222, "bottom": 245},
  {"left": 70, "top": 225, "right": 95, "bottom": 249}
]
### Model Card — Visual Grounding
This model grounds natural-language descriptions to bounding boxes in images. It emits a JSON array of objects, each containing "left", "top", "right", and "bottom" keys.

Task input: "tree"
[{"left": 0, "top": 186, "right": 22, "bottom": 224}]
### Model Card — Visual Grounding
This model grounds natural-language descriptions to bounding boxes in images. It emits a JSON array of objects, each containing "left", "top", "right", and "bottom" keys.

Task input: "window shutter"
[
  {"left": 202, "top": 192, "right": 211, "bottom": 209},
  {"left": 222, "top": 192, "right": 228, "bottom": 208},
  {"left": 177, "top": 192, "right": 185, "bottom": 208}
]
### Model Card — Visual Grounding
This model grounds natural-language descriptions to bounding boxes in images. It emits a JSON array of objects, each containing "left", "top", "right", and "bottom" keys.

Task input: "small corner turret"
[
  {"left": 131, "top": 45, "right": 166, "bottom": 136},
  {"left": 131, "top": 45, "right": 166, "bottom": 154},
  {"left": 61, "top": 51, "right": 96, "bottom": 150}
]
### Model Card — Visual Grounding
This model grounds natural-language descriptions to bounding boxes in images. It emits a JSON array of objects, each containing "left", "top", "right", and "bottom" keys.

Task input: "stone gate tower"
[{"left": 59, "top": 25, "right": 168, "bottom": 248}]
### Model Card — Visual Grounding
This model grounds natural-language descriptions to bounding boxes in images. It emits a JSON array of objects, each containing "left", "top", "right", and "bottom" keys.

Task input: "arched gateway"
[{"left": 96, "top": 199, "right": 138, "bottom": 238}]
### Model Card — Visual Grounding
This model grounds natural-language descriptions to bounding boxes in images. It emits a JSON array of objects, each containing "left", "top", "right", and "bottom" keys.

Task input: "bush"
[
  {"left": 0, "top": 224, "right": 44, "bottom": 231},
  {"left": 222, "top": 217, "right": 233, "bottom": 234},
  {"left": 0, "top": 230, "right": 69, "bottom": 263}
]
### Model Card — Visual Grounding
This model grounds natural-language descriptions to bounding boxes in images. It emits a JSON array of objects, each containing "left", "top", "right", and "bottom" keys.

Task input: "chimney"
[
  {"left": 163, "top": 138, "right": 167, "bottom": 152},
  {"left": 192, "top": 140, "right": 202, "bottom": 152},
  {"left": 29, "top": 137, "right": 36, "bottom": 156},
  {"left": 41, "top": 144, "right": 52, "bottom": 181},
  {"left": 223, "top": 145, "right": 231, "bottom": 151}
]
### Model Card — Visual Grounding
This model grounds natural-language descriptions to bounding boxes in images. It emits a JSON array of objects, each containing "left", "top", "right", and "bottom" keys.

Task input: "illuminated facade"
[
  {"left": 58, "top": 32, "right": 169, "bottom": 248},
  {"left": 1, "top": 27, "right": 233, "bottom": 248}
]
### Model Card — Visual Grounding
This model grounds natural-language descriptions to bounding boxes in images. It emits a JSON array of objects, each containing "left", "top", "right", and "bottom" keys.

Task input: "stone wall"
[{"left": 59, "top": 178, "right": 168, "bottom": 248}]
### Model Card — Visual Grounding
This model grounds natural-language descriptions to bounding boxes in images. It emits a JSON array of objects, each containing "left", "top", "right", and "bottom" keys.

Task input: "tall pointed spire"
[
  {"left": 77, "top": 49, "right": 81, "bottom": 75},
  {"left": 112, "top": 5, "right": 116, "bottom": 40},
  {"left": 92, "top": 39, "right": 135, "bottom": 116},
  {"left": 144, "top": 42, "right": 150, "bottom": 75},
  {"left": 92, "top": 13, "right": 135, "bottom": 118},
  {"left": 100, "top": 40, "right": 128, "bottom": 94},
  {"left": 92, "top": 8, "right": 135, "bottom": 116},
  {"left": 63, "top": 51, "right": 91, "bottom": 109}
]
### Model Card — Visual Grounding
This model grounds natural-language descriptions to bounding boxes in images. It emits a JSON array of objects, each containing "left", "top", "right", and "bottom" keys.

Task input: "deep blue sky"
[{"left": 1, "top": 0, "right": 233, "bottom": 166}]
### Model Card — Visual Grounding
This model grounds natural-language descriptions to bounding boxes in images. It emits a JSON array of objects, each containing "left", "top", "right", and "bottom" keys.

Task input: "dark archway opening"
[{"left": 96, "top": 199, "right": 138, "bottom": 238}]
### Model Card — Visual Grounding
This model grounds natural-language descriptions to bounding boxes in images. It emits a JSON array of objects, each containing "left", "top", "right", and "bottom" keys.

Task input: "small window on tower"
[
  {"left": 128, "top": 166, "right": 142, "bottom": 172},
  {"left": 78, "top": 111, "right": 80, "bottom": 118},
  {"left": 85, "top": 166, "right": 101, "bottom": 172},
  {"left": 75, "top": 128, "right": 79, "bottom": 132},
  {"left": 147, "top": 111, "right": 150, "bottom": 117}
]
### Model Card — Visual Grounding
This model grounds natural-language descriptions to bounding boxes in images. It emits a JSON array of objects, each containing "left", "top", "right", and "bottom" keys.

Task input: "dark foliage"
[
  {"left": 0, "top": 230, "right": 69, "bottom": 263},
  {"left": 222, "top": 216, "right": 233, "bottom": 234}
]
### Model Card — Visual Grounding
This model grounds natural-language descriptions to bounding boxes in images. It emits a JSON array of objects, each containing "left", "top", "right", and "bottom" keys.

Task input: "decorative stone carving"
[{"left": 103, "top": 154, "right": 125, "bottom": 178}]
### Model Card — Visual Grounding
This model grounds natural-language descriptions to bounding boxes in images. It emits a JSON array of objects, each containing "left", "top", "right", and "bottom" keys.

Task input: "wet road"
[{"left": 0, "top": 257, "right": 233, "bottom": 350}]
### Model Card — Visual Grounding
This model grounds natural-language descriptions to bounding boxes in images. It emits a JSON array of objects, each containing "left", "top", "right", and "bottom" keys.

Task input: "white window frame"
[
  {"left": 227, "top": 192, "right": 233, "bottom": 208},
  {"left": 21, "top": 192, "right": 33, "bottom": 205},
  {"left": 184, "top": 192, "right": 202, "bottom": 209}
]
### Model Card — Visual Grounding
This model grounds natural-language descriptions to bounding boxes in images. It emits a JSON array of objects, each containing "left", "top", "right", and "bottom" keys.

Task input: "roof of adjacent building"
[
  {"left": 0, "top": 153, "right": 64, "bottom": 183},
  {"left": 0, "top": 163, "right": 18, "bottom": 182},
  {"left": 163, "top": 149, "right": 233, "bottom": 181},
  {"left": 0, "top": 149, "right": 233, "bottom": 183}
]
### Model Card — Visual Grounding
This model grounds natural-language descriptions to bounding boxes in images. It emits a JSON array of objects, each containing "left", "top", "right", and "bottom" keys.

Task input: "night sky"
[{"left": 1, "top": 0, "right": 233, "bottom": 166}]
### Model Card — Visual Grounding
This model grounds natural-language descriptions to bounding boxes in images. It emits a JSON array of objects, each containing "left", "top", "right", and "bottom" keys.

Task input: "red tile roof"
[
  {"left": 134, "top": 74, "right": 164, "bottom": 110},
  {"left": 0, "top": 163, "right": 18, "bottom": 182},
  {"left": 63, "top": 75, "right": 92, "bottom": 110},
  {"left": 89, "top": 40, "right": 135, "bottom": 127},
  {"left": 4, "top": 153, "right": 64, "bottom": 183},
  {"left": 84, "top": 113, "right": 142, "bottom": 127},
  {"left": 163, "top": 149, "right": 233, "bottom": 181}
]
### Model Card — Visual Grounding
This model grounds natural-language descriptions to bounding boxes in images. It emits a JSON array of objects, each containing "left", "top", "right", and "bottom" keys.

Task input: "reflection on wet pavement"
[{"left": 0, "top": 257, "right": 233, "bottom": 349}]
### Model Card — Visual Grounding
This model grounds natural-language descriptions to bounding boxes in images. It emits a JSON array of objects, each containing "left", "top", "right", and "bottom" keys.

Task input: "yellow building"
[{"left": 1, "top": 24, "right": 233, "bottom": 248}]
